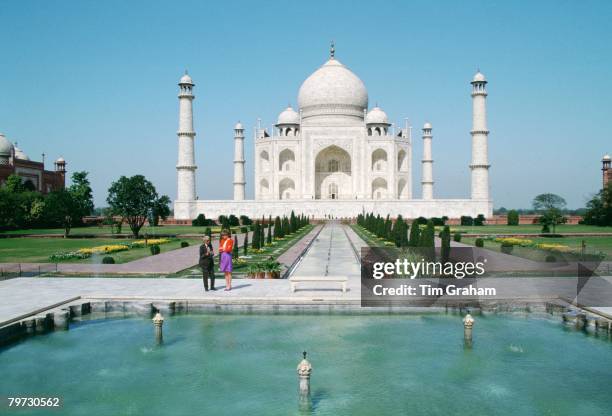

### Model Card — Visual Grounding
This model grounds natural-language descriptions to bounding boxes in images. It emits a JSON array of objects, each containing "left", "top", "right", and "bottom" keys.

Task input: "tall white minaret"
[
  {"left": 176, "top": 71, "right": 197, "bottom": 202},
  {"left": 421, "top": 122, "right": 434, "bottom": 200},
  {"left": 470, "top": 71, "right": 490, "bottom": 200},
  {"left": 233, "top": 122, "right": 246, "bottom": 200}
]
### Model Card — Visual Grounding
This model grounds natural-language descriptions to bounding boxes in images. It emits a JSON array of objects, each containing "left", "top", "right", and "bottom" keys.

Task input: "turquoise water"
[{"left": 1, "top": 313, "right": 611, "bottom": 415}]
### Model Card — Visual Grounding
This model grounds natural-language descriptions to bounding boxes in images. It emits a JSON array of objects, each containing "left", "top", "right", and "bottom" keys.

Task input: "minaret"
[
  {"left": 176, "top": 71, "right": 197, "bottom": 202},
  {"left": 603, "top": 154, "right": 611, "bottom": 188},
  {"left": 470, "top": 71, "right": 490, "bottom": 200},
  {"left": 421, "top": 122, "right": 434, "bottom": 200},
  {"left": 233, "top": 122, "right": 246, "bottom": 200}
]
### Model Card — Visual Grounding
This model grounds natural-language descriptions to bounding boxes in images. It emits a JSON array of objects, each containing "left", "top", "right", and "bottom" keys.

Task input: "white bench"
[{"left": 289, "top": 276, "right": 348, "bottom": 293}]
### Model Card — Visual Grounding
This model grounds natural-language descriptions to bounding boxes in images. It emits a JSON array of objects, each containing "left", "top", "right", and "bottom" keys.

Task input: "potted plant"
[
  {"left": 255, "top": 263, "right": 266, "bottom": 279},
  {"left": 267, "top": 261, "right": 282, "bottom": 279},
  {"left": 246, "top": 263, "right": 257, "bottom": 279}
]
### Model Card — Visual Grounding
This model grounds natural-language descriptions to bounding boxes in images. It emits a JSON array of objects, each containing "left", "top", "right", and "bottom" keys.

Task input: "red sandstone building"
[
  {"left": 0, "top": 133, "right": 66, "bottom": 193},
  {"left": 603, "top": 154, "right": 611, "bottom": 188}
]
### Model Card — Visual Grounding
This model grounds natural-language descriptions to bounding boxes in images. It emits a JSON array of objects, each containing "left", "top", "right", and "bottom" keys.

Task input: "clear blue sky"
[{"left": 1, "top": 0, "right": 610, "bottom": 209}]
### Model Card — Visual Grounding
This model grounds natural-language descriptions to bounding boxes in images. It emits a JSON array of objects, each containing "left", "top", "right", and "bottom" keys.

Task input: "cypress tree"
[
  {"left": 393, "top": 215, "right": 404, "bottom": 247},
  {"left": 274, "top": 216, "right": 282, "bottom": 239},
  {"left": 233, "top": 235, "right": 239, "bottom": 257},
  {"left": 252, "top": 221, "right": 260, "bottom": 250},
  {"left": 267, "top": 219, "right": 272, "bottom": 244},
  {"left": 243, "top": 231, "right": 248, "bottom": 256},
  {"left": 440, "top": 225, "right": 451, "bottom": 263},
  {"left": 259, "top": 222, "right": 265, "bottom": 248},
  {"left": 408, "top": 220, "right": 420, "bottom": 247}
]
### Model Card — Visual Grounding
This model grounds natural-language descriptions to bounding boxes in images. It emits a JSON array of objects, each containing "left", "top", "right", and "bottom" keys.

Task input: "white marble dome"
[
  {"left": 13, "top": 145, "right": 29, "bottom": 160},
  {"left": 423, "top": 122, "right": 432, "bottom": 129},
  {"left": 473, "top": 71, "right": 486, "bottom": 82},
  {"left": 298, "top": 59, "right": 368, "bottom": 113},
  {"left": 179, "top": 73, "right": 193, "bottom": 84},
  {"left": 0, "top": 133, "right": 13, "bottom": 156},
  {"left": 277, "top": 106, "right": 300, "bottom": 125},
  {"left": 365, "top": 107, "right": 389, "bottom": 125},
  {"left": 234, "top": 121, "right": 243, "bottom": 130},
  {"left": 604, "top": 154, "right": 611, "bottom": 161}
]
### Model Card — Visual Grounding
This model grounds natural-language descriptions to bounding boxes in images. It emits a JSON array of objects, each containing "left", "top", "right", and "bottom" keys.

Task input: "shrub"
[
  {"left": 545, "top": 255, "right": 557, "bottom": 263},
  {"left": 240, "top": 215, "right": 252, "bottom": 225},
  {"left": 474, "top": 214, "right": 486, "bottom": 226},
  {"left": 228, "top": 214, "right": 240, "bottom": 226},
  {"left": 440, "top": 225, "right": 451, "bottom": 263},
  {"left": 507, "top": 210, "right": 519, "bottom": 226},
  {"left": 453, "top": 232, "right": 462, "bottom": 242},
  {"left": 431, "top": 217, "right": 446, "bottom": 226},
  {"left": 180, "top": 241, "right": 189, "bottom": 248},
  {"left": 240, "top": 226, "right": 248, "bottom": 234},
  {"left": 415, "top": 216, "right": 428, "bottom": 225},
  {"left": 475, "top": 238, "right": 484, "bottom": 248},
  {"left": 150, "top": 245, "right": 161, "bottom": 255},
  {"left": 102, "top": 256, "right": 115, "bottom": 264},
  {"left": 460, "top": 216, "right": 473, "bottom": 226},
  {"left": 500, "top": 242, "right": 513, "bottom": 254},
  {"left": 541, "top": 223, "right": 551, "bottom": 233}
]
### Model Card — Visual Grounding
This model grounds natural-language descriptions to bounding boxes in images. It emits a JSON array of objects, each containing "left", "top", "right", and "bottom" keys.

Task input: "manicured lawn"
[
  {"left": 462, "top": 236, "right": 612, "bottom": 261},
  {"left": 450, "top": 224, "right": 612, "bottom": 235},
  {"left": 0, "top": 225, "right": 247, "bottom": 237},
  {"left": 0, "top": 237, "right": 199, "bottom": 263}
]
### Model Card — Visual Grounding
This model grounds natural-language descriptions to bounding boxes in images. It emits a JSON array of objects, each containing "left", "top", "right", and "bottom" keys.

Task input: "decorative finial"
[
  {"left": 185, "top": 69, "right": 189, "bottom": 75},
  {"left": 330, "top": 41, "right": 335, "bottom": 58},
  {"left": 302, "top": 351, "right": 307, "bottom": 359}
]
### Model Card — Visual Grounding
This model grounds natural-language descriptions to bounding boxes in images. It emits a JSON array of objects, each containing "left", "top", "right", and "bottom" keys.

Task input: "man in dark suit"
[{"left": 199, "top": 236, "right": 215, "bottom": 291}]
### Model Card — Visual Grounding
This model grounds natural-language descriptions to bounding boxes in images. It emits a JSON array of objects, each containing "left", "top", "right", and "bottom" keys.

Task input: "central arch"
[{"left": 314, "top": 145, "right": 351, "bottom": 200}]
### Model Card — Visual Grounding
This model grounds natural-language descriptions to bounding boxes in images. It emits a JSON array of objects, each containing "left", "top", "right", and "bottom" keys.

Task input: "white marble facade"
[{"left": 174, "top": 46, "right": 492, "bottom": 220}]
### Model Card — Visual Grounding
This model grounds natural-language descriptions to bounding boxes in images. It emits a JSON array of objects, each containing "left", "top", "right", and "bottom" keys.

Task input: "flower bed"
[{"left": 49, "top": 239, "right": 173, "bottom": 261}]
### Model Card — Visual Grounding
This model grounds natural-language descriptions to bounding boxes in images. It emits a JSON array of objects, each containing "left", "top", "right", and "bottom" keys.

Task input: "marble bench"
[{"left": 289, "top": 276, "right": 348, "bottom": 293}]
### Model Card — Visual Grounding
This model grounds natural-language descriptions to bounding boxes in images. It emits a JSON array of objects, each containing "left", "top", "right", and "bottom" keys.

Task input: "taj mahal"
[{"left": 173, "top": 45, "right": 492, "bottom": 220}]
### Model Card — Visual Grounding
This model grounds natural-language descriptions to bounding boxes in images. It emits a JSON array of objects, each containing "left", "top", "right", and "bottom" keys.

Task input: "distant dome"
[
  {"left": 277, "top": 106, "right": 300, "bottom": 125},
  {"left": 234, "top": 121, "right": 243, "bottom": 130},
  {"left": 365, "top": 107, "right": 389, "bottom": 125},
  {"left": 179, "top": 73, "right": 193, "bottom": 84},
  {"left": 473, "top": 71, "right": 486, "bottom": 82},
  {"left": 298, "top": 58, "right": 368, "bottom": 119},
  {"left": 604, "top": 154, "right": 611, "bottom": 161},
  {"left": 0, "top": 133, "right": 13, "bottom": 156},
  {"left": 423, "top": 122, "right": 432, "bottom": 129},
  {"left": 13, "top": 145, "right": 29, "bottom": 161},
  {"left": 55, "top": 156, "right": 65, "bottom": 163}
]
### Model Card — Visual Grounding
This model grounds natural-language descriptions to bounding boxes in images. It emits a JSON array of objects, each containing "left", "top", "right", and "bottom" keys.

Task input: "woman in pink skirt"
[{"left": 219, "top": 229, "right": 234, "bottom": 291}]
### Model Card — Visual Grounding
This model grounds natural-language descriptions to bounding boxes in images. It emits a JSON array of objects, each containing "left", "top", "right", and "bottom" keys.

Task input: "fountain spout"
[
  {"left": 152, "top": 312, "right": 164, "bottom": 344},
  {"left": 463, "top": 313, "right": 474, "bottom": 348}
]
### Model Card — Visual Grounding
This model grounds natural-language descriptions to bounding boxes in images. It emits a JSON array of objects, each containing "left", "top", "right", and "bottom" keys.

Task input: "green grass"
[
  {"left": 449, "top": 224, "right": 612, "bottom": 235},
  {"left": 0, "top": 237, "right": 200, "bottom": 264},
  {"left": 0, "top": 225, "right": 248, "bottom": 237},
  {"left": 462, "top": 236, "right": 612, "bottom": 261}
]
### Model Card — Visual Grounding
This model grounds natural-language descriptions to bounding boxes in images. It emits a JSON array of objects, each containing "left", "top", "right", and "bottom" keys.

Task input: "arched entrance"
[{"left": 314, "top": 145, "right": 351, "bottom": 199}]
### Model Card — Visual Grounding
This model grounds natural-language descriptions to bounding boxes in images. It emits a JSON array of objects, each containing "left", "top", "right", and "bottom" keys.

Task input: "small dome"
[
  {"left": 179, "top": 72, "right": 193, "bottom": 85},
  {"left": 423, "top": 122, "right": 432, "bottom": 129},
  {"left": 603, "top": 154, "right": 611, "bottom": 161},
  {"left": 234, "top": 122, "right": 243, "bottom": 130},
  {"left": 277, "top": 106, "right": 300, "bottom": 125},
  {"left": 55, "top": 156, "right": 65, "bottom": 163},
  {"left": 365, "top": 107, "right": 389, "bottom": 125},
  {"left": 13, "top": 145, "right": 29, "bottom": 161},
  {"left": 0, "top": 133, "right": 14, "bottom": 156},
  {"left": 473, "top": 71, "right": 486, "bottom": 82}
]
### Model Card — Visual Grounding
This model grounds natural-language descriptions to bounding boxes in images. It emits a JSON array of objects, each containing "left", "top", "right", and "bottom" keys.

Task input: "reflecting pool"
[{"left": 1, "top": 313, "right": 611, "bottom": 415}]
